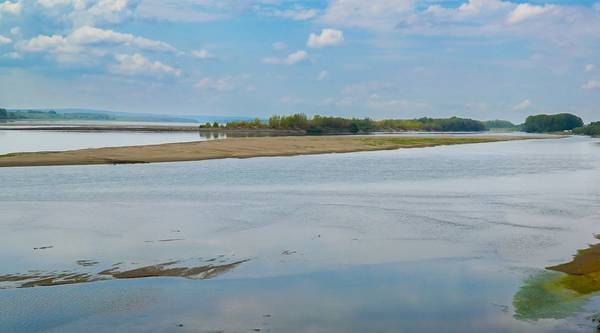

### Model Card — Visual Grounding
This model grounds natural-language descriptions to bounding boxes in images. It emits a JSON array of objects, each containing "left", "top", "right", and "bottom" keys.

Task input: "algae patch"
[
  {"left": 513, "top": 241, "right": 600, "bottom": 321},
  {"left": 513, "top": 271, "right": 586, "bottom": 320}
]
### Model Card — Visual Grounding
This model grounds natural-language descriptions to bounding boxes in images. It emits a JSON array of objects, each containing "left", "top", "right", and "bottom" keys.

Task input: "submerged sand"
[{"left": 0, "top": 135, "right": 551, "bottom": 168}]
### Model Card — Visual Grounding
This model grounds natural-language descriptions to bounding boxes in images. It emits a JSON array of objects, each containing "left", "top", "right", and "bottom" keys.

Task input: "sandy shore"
[{"left": 0, "top": 135, "right": 550, "bottom": 167}]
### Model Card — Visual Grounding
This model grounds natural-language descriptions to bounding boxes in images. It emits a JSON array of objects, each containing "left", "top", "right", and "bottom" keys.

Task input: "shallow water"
[
  {"left": 1, "top": 136, "right": 599, "bottom": 332},
  {"left": 0, "top": 130, "right": 213, "bottom": 155}
]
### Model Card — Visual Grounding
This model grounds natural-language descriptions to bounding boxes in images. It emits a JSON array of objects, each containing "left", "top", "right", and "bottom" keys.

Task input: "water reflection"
[
  {"left": 1, "top": 136, "right": 600, "bottom": 332},
  {"left": 0, "top": 260, "right": 593, "bottom": 332}
]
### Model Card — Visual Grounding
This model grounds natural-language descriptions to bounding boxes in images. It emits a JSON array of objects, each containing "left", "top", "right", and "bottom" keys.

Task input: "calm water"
[
  {"left": 0, "top": 130, "right": 214, "bottom": 155},
  {"left": 1, "top": 136, "right": 600, "bottom": 332}
]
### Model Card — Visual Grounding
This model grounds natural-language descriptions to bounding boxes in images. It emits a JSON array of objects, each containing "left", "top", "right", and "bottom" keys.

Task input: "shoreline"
[
  {"left": 0, "top": 135, "right": 557, "bottom": 168},
  {"left": 0, "top": 123, "right": 305, "bottom": 134}
]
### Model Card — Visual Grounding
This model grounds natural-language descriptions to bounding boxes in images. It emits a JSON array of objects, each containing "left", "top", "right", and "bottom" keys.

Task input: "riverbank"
[
  {"left": 0, "top": 135, "right": 554, "bottom": 167},
  {"left": 0, "top": 123, "right": 305, "bottom": 134}
]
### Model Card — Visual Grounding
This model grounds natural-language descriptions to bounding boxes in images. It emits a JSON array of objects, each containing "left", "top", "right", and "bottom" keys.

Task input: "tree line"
[
  {"left": 0, "top": 109, "right": 113, "bottom": 121},
  {"left": 203, "top": 113, "right": 488, "bottom": 134}
]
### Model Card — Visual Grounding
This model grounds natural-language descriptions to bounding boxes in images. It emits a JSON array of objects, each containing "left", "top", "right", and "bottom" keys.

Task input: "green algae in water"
[{"left": 513, "top": 270, "right": 587, "bottom": 320}]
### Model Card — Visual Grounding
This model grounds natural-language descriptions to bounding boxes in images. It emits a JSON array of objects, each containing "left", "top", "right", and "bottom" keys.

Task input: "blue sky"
[{"left": 0, "top": 0, "right": 599, "bottom": 122}]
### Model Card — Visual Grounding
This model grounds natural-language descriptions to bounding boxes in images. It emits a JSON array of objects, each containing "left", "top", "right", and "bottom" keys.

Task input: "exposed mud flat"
[{"left": 0, "top": 257, "right": 248, "bottom": 289}]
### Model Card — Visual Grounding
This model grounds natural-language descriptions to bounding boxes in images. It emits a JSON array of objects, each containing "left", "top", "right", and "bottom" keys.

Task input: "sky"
[{"left": 0, "top": 0, "right": 599, "bottom": 122}]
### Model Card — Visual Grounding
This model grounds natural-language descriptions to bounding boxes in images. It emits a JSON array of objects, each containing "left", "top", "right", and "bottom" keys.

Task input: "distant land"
[{"left": 2, "top": 108, "right": 255, "bottom": 124}]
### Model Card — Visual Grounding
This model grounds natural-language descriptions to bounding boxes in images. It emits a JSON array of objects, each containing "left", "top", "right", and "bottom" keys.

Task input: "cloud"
[
  {"left": 109, "top": 53, "right": 181, "bottom": 77},
  {"left": 317, "top": 0, "right": 600, "bottom": 53},
  {"left": 320, "top": 0, "right": 414, "bottom": 31},
  {"left": 2, "top": 51, "right": 21, "bottom": 59},
  {"left": 317, "top": 70, "right": 329, "bottom": 81},
  {"left": 37, "top": 0, "right": 139, "bottom": 26},
  {"left": 191, "top": 49, "right": 213, "bottom": 59},
  {"left": 0, "top": 35, "right": 12, "bottom": 45},
  {"left": 307, "top": 29, "right": 344, "bottom": 48},
  {"left": 456, "top": 0, "right": 510, "bottom": 16},
  {"left": 272, "top": 41, "right": 286, "bottom": 50},
  {"left": 263, "top": 50, "right": 308, "bottom": 65},
  {"left": 69, "top": 26, "right": 176, "bottom": 52},
  {"left": 136, "top": 0, "right": 319, "bottom": 23},
  {"left": 260, "top": 6, "right": 318, "bottom": 21},
  {"left": 135, "top": 0, "right": 241, "bottom": 22},
  {"left": 0, "top": 0, "right": 22, "bottom": 16},
  {"left": 194, "top": 74, "right": 249, "bottom": 92},
  {"left": 18, "top": 26, "right": 176, "bottom": 56},
  {"left": 585, "top": 64, "right": 596, "bottom": 73},
  {"left": 582, "top": 80, "right": 600, "bottom": 90},
  {"left": 506, "top": 3, "right": 554, "bottom": 25},
  {"left": 513, "top": 99, "right": 531, "bottom": 110}
]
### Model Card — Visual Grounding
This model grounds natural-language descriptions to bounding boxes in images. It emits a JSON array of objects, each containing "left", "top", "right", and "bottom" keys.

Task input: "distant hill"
[{"left": 5, "top": 108, "right": 256, "bottom": 124}]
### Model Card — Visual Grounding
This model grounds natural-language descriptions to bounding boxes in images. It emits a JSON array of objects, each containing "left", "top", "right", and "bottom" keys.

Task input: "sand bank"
[{"left": 0, "top": 135, "right": 551, "bottom": 167}]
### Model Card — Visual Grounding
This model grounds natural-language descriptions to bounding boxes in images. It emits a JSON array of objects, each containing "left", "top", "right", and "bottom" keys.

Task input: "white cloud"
[
  {"left": 506, "top": 3, "right": 554, "bottom": 25},
  {"left": 194, "top": 74, "right": 249, "bottom": 92},
  {"left": 2, "top": 51, "right": 21, "bottom": 59},
  {"left": 317, "top": 70, "right": 329, "bottom": 81},
  {"left": 69, "top": 26, "right": 176, "bottom": 52},
  {"left": 38, "top": 0, "right": 138, "bottom": 26},
  {"left": 262, "top": 7, "right": 317, "bottom": 21},
  {"left": 19, "top": 26, "right": 176, "bottom": 55},
  {"left": 457, "top": 0, "right": 510, "bottom": 16},
  {"left": 582, "top": 80, "right": 600, "bottom": 90},
  {"left": 10, "top": 27, "right": 20, "bottom": 35},
  {"left": 191, "top": 49, "right": 213, "bottom": 59},
  {"left": 307, "top": 29, "right": 344, "bottom": 48},
  {"left": 272, "top": 41, "right": 286, "bottom": 50},
  {"left": 110, "top": 53, "right": 181, "bottom": 77},
  {"left": 263, "top": 50, "right": 308, "bottom": 65},
  {"left": 0, "top": 35, "right": 12, "bottom": 45},
  {"left": 135, "top": 0, "right": 238, "bottom": 22},
  {"left": 0, "top": 0, "right": 22, "bottom": 16},
  {"left": 585, "top": 64, "right": 596, "bottom": 73},
  {"left": 137, "top": 0, "right": 318, "bottom": 23},
  {"left": 513, "top": 99, "right": 531, "bottom": 110},
  {"left": 320, "top": 0, "right": 414, "bottom": 31}
]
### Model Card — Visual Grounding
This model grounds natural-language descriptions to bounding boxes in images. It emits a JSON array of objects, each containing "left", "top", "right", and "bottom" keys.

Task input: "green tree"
[
  {"left": 523, "top": 114, "right": 583, "bottom": 133},
  {"left": 0, "top": 108, "right": 7, "bottom": 119}
]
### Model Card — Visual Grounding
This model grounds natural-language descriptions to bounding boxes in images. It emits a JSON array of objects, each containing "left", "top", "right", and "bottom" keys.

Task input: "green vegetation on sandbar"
[
  {"left": 513, "top": 239, "right": 600, "bottom": 321},
  {"left": 523, "top": 113, "right": 584, "bottom": 133},
  {"left": 201, "top": 113, "right": 488, "bottom": 134}
]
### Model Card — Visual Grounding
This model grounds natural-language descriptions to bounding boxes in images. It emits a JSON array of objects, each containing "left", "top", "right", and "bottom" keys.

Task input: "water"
[
  {"left": 1, "top": 136, "right": 599, "bottom": 332},
  {"left": 0, "top": 130, "right": 213, "bottom": 155}
]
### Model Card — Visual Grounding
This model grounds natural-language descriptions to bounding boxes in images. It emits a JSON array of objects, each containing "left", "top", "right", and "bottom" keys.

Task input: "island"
[{"left": 0, "top": 135, "right": 553, "bottom": 168}]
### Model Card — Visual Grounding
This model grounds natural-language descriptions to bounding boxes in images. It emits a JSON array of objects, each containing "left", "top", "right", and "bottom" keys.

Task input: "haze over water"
[{"left": 1, "top": 136, "right": 600, "bottom": 332}]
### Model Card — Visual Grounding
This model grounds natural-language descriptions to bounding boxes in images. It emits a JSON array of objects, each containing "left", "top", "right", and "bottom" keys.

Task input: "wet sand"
[{"left": 0, "top": 135, "right": 549, "bottom": 167}]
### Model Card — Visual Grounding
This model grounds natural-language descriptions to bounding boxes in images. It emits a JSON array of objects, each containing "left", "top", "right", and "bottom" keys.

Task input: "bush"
[{"left": 573, "top": 122, "right": 600, "bottom": 137}]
